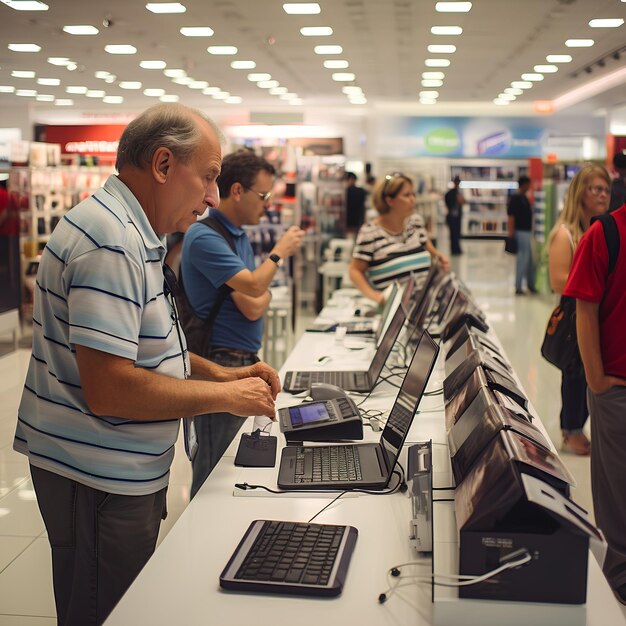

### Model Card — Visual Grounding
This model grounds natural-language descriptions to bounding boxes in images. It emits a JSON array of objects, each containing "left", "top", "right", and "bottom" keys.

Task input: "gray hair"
[{"left": 115, "top": 103, "right": 224, "bottom": 172}]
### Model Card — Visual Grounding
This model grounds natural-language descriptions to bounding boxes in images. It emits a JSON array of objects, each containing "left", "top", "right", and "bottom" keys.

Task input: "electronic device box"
[{"left": 278, "top": 395, "right": 364, "bottom": 442}]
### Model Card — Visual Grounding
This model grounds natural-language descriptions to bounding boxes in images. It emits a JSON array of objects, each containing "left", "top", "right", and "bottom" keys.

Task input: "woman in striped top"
[{"left": 349, "top": 173, "right": 449, "bottom": 305}]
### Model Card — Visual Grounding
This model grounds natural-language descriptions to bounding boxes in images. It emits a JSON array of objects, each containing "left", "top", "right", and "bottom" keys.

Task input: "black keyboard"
[
  {"left": 220, "top": 520, "right": 358, "bottom": 597},
  {"left": 292, "top": 370, "right": 368, "bottom": 389},
  {"left": 294, "top": 445, "right": 363, "bottom": 483}
]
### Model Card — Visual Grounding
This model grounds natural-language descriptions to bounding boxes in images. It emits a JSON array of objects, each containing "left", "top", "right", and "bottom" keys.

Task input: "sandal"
[{"left": 561, "top": 433, "right": 591, "bottom": 456}]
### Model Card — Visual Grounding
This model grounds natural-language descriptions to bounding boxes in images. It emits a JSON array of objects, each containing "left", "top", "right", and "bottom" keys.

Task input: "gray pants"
[
  {"left": 588, "top": 386, "right": 626, "bottom": 591},
  {"left": 190, "top": 347, "right": 259, "bottom": 499},
  {"left": 30, "top": 464, "right": 167, "bottom": 625}
]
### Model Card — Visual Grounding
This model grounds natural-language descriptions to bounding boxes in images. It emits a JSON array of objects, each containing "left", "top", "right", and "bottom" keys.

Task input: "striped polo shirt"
[
  {"left": 14, "top": 175, "right": 188, "bottom": 496},
  {"left": 352, "top": 213, "right": 431, "bottom": 289}
]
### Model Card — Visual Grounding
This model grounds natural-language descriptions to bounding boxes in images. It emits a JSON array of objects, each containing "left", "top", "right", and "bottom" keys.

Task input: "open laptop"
[
  {"left": 278, "top": 330, "right": 440, "bottom": 490},
  {"left": 283, "top": 289, "right": 409, "bottom": 393}
]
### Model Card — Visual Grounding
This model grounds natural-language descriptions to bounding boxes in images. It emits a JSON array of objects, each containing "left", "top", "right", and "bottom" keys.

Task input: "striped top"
[
  {"left": 352, "top": 213, "right": 432, "bottom": 289},
  {"left": 13, "top": 176, "right": 188, "bottom": 496}
]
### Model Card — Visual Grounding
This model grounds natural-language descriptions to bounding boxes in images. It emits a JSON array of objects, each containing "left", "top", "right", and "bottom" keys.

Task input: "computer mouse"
[{"left": 309, "top": 383, "right": 348, "bottom": 401}]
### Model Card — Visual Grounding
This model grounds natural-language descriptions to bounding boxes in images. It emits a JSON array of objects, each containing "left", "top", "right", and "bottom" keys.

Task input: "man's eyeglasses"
[
  {"left": 242, "top": 185, "right": 272, "bottom": 202},
  {"left": 588, "top": 184, "right": 610, "bottom": 197}
]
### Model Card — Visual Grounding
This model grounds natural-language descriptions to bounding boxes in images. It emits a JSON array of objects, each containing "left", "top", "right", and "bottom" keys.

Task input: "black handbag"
[
  {"left": 540, "top": 296, "right": 583, "bottom": 375},
  {"left": 504, "top": 236, "right": 517, "bottom": 255}
]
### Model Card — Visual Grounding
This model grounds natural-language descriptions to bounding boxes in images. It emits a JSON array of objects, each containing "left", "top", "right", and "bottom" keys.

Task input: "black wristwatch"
[{"left": 269, "top": 253, "right": 283, "bottom": 267}]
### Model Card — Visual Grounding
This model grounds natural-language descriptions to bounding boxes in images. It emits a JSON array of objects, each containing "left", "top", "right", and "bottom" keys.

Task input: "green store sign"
[{"left": 424, "top": 127, "right": 460, "bottom": 154}]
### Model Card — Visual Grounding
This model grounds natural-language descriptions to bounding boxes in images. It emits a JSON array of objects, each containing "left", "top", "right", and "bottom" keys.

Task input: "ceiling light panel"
[
  {"left": 0, "top": 86, "right": 16, "bottom": 92},
  {"left": 164, "top": 68, "right": 186, "bottom": 77},
  {"left": 231, "top": 60, "right": 256, "bottom": 69},
  {"left": 105, "top": 45, "right": 137, "bottom": 54},
  {"left": 207, "top": 46, "right": 237, "bottom": 55},
  {"left": 11, "top": 70, "right": 35, "bottom": 78},
  {"left": 425, "top": 59, "right": 450, "bottom": 67},
  {"left": 63, "top": 25, "right": 99, "bottom": 35},
  {"left": 144, "top": 88, "right": 165, "bottom": 96},
  {"left": 431, "top": 26, "right": 462, "bottom": 35},
  {"left": 314, "top": 45, "right": 343, "bottom": 54},
  {"left": 257, "top": 80, "right": 279, "bottom": 88},
  {"left": 15, "top": 89, "right": 37, "bottom": 96},
  {"left": 300, "top": 26, "right": 332, "bottom": 36},
  {"left": 145, "top": 2, "right": 186, "bottom": 13},
  {"left": 180, "top": 26, "right": 214, "bottom": 36},
  {"left": 565, "top": 39, "right": 594, "bottom": 47},
  {"left": 534, "top": 65, "right": 558, "bottom": 73},
  {"left": 119, "top": 81, "right": 142, "bottom": 89},
  {"left": 511, "top": 81, "right": 533, "bottom": 89},
  {"left": 588, "top": 19, "right": 623, "bottom": 28},
  {"left": 435, "top": 2, "right": 471, "bottom": 12},
  {"left": 521, "top": 73, "right": 543, "bottom": 81},
  {"left": 47, "top": 57, "right": 71, "bottom": 65},
  {"left": 1, "top": 0, "right": 48, "bottom": 10},
  {"left": 283, "top": 3, "right": 320, "bottom": 14},
  {"left": 422, "top": 71, "right": 445, "bottom": 79},
  {"left": 140, "top": 60, "right": 167, "bottom": 69},
  {"left": 8, "top": 43, "right": 41, "bottom": 52},
  {"left": 37, "top": 78, "right": 60, "bottom": 85},
  {"left": 323, "top": 60, "right": 349, "bottom": 68},
  {"left": 422, "top": 79, "right": 443, "bottom": 87},
  {"left": 188, "top": 80, "right": 209, "bottom": 89},
  {"left": 36, "top": 94, "right": 54, "bottom": 101},
  {"left": 331, "top": 72, "right": 356, "bottom": 81},
  {"left": 86, "top": 90, "right": 105, "bottom": 98},
  {"left": 546, "top": 54, "right": 572, "bottom": 63},
  {"left": 419, "top": 90, "right": 439, "bottom": 98},
  {"left": 248, "top": 73, "right": 271, "bottom": 81},
  {"left": 427, "top": 44, "right": 456, "bottom": 53}
]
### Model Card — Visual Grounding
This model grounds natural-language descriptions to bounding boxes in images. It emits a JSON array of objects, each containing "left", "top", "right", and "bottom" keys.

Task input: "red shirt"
[{"left": 563, "top": 206, "right": 626, "bottom": 378}]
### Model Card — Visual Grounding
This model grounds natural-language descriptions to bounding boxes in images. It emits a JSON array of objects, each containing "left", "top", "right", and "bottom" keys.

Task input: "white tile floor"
[{"left": 0, "top": 238, "right": 609, "bottom": 623}]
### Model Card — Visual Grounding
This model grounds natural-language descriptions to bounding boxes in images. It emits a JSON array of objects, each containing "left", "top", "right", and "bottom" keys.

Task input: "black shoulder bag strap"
[{"left": 590, "top": 213, "right": 620, "bottom": 275}]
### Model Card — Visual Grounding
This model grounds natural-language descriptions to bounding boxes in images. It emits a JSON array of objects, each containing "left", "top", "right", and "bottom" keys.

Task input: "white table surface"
[{"left": 106, "top": 300, "right": 626, "bottom": 626}]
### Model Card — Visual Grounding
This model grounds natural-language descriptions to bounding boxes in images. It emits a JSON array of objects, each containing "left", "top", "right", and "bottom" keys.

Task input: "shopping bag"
[
  {"left": 540, "top": 296, "right": 583, "bottom": 374},
  {"left": 504, "top": 236, "right": 517, "bottom": 255}
]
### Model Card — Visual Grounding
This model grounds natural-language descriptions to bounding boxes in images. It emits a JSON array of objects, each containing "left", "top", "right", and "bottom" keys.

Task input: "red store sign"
[{"left": 37, "top": 125, "right": 127, "bottom": 157}]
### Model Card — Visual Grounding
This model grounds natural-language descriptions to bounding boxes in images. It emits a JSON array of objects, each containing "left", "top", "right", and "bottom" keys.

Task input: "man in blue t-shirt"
[{"left": 181, "top": 150, "right": 304, "bottom": 497}]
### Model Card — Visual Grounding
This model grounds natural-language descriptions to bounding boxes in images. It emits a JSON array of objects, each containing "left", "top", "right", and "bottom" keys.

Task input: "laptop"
[
  {"left": 283, "top": 290, "right": 409, "bottom": 393},
  {"left": 278, "top": 330, "right": 440, "bottom": 490}
]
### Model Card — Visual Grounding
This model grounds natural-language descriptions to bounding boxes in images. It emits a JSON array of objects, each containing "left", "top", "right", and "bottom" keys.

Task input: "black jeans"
[
  {"left": 446, "top": 213, "right": 462, "bottom": 254},
  {"left": 190, "top": 346, "right": 259, "bottom": 499},
  {"left": 560, "top": 369, "right": 588, "bottom": 433},
  {"left": 30, "top": 464, "right": 167, "bottom": 625}
]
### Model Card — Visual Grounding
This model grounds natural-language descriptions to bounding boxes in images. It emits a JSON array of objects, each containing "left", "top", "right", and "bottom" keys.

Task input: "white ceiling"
[{"left": 0, "top": 0, "right": 625, "bottom": 119}]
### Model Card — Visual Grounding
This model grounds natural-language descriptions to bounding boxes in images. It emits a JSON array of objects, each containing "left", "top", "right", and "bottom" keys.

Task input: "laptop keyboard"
[
  {"left": 292, "top": 371, "right": 368, "bottom": 389},
  {"left": 295, "top": 445, "right": 363, "bottom": 483},
  {"left": 235, "top": 521, "right": 346, "bottom": 587}
]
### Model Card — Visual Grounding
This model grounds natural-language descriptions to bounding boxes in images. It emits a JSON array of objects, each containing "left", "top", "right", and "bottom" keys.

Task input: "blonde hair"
[
  {"left": 372, "top": 174, "right": 413, "bottom": 215},
  {"left": 548, "top": 163, "right": 610, "bottom": 248}
]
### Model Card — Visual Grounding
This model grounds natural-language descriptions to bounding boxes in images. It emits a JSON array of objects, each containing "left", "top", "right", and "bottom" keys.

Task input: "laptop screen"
[{"left": 379, "top": 331, "right": 439, "bottom": 472}]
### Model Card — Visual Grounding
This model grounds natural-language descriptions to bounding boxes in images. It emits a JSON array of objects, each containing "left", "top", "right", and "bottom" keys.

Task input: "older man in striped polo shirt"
[{"left": 14, "top": 104, "right": 280, "bottom": 626}]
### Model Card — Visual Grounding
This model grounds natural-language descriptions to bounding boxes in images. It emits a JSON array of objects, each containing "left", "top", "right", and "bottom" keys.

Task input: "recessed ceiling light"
[
  {"left": 493, "top": 98, "right": 510, "bottom": 106},
  {"left": 180, "top": 26, "right": 214, "bottom": 36},
  {"left": 225, "top": 96, "right": 243, "bottom": 104},
  {"left": 15, "top": 89, "right": 37, "bottom": 96},
  {"left": 300, "top": 26, "right": 332, "bottom": 36},
  {"left": 172, "top": 76, "right": 194, "bottom": 85},
  {"left": 146, "top": 3, "right": 186, "bottom": 13},
  {"left": 230, "top": 60, "right": 256, "bottom": 69},
  {"left": 11, "top": 70, "right": 35, "bottom": 78},
  {"left": 314, "top": 45, "right": 343, "bottom": 54},
  {"left": 202, "top": 87, "right": 221, "bottom": 95},
  {"left": 332, "top": 72, "right": 356, "bottom": 81},
  {"left": 422, "top": 71, "right": 445, "bottom": 79},
  {"left": 188, "top": 80, "right": 209, "bottom": 89},
  {"left": 258, "top": 80, "right": 280, "bottom": 88},
  {"left": 105, "top": 45, "right": 137, "bottom": 54},
  {"left": 144, "top": 88, "right": 166, "bottom": 96},
  {"left": 86, "top": 90, "right": 105, "bottom": 98},
  {"left": 37, "top": 77, "right": 60, "bottom": 85},
  {"left": 0, "top": 85, "right": 16, "bottom": 93},
  {"left": 427, "top": 44, "right": 456, "bottom": 53},
  {"left": 160, "top": 94, "right": 179, "bottom": 102},
  {"left": 104, "top": 75, "right": 116, "bottom": 83},
  {"left": 66, "top": 85, "right": 88, "bottom": 94},
  {"left": 323, "top": 59, "right": 349, "bottom": 68},
  {"left": 435, "top": 2, "right": 472, "bottom": 12},
  {"left": 47, "top": 57, "right": 70, "bottom": 65},
  {"left": 504, "top": 87, "right": 523, "bottom": 95},
  {"left": 546, "top": 54, "right": 572, "bottom": 63},
  {"left": 0, "top": 1, "right": 48, "bottom": 10},
  {"left": 119, "top": 81, "right": 143, "bottom": 89},
  {"left": 54, "top": 98, "right": 73, "bottom": 106},
  {"left": 63, "top": 25, "right": 99, "bottom": 35},
  {"left": 419, "top": 90, "right": 439, "bottom": 98},
  {"left": 589, "top": 18, "right": 623, "bottom": 28},
  {"left": 565, "top": 39, "right": 594, "bottom": 47},
  {"left": 498, "top": 93, "right": 516, "bottom": 101},
  {"left": 94, "top": 71, "right": 112, "bottom": 79},
  {"left": 36, "top": 94, "right": 54, "bottom": 101},
  {"left": 534, "top": 64, "right": 558, "bottom": 73},
  {"left": 422, "top": 79, "right": 443, "bottom": 87},
  {"left": 103, "top": 95, "right": 124, "bottom": 104},
  {"left": 140, "top": 60, "right": 167, "bottom": 69},
  {"left": 66, "top": 62, "right": 77, "bottom": 71},
  {"left": 164, "top": 68, "right": 186, "bottom": 77},
  {"left": 283, "top": 3, "right": 320, "bottom": 15},
  {"left": 212, "top": 92, "right": 230, "bottom": 99},
  {"left": 8, "top": 43, "right": 41, "bottom": 52},
  {"left": 207, "top": 46, "right": 237, "bottom": 55},
  {"left": 431, "top": 26, "right": 462, "bottom": 35},
  {"left": 521, "top": 73, "right": 543, "bottom": 81},
  {"left": 511, "top": 80, "right": 533, "bottom": 89},
  {"left": 248, "top": 73, "right": 271, "bottom": 81},
  {"left": 425, "top": 59, "right": 451, "bottom": 67},
  {"left": 342, "top": 86, "right": 362, "bottom": 94},
  {"left": 269, "top": 87, "right": 288, "bottom": 95}
]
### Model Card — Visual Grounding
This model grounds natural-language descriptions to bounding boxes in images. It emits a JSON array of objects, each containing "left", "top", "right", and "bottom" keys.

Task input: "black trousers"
[
  {"left": 30, "top": 464, "right": 167, "bottom": 625},
  {"left": 190, "top": 346, "right": 259, "bottom": 499},
  {"left": 446, "top": 213, "right": 462, "bottom": 254}
]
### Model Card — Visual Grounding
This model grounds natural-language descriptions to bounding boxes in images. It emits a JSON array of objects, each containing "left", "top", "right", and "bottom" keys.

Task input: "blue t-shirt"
[{"left": 181, "top": 210, "right": 263, "bottom": 353}]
